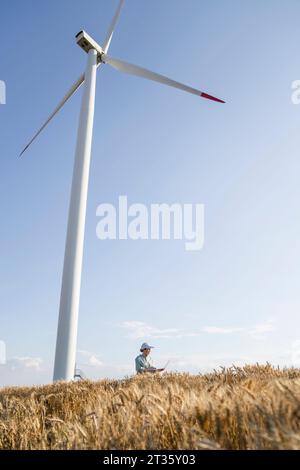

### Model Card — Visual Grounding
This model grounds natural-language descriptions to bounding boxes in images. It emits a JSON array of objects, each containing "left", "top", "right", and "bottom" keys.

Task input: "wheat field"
[{"left": 0, "top": 364, "right": 300, "bottom": 450}]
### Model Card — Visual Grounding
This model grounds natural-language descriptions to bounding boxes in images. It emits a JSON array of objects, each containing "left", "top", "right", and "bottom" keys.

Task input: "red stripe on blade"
[{"left": 201, "top": 92, "right": 225, "bottom": 104}]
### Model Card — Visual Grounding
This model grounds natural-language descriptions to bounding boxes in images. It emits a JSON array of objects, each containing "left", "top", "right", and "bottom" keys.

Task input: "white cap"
[{"left": 140, "top": 343, "right": 154, "bottom": 352}]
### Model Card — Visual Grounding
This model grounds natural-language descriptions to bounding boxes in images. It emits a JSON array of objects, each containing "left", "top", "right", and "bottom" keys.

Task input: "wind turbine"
[{"left": 20, "top": 0, "right": 225, "bottom": 383}]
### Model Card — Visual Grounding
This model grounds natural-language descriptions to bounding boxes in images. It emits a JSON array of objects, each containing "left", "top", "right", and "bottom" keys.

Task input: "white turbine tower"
[{"left": 20, "top": 0, "right": 225, "bottom": 383}]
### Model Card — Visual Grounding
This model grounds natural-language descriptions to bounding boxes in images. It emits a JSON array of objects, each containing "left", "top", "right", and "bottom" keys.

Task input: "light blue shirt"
[{"left": 135, "top": 354, "right": 152, "bottom": 374}]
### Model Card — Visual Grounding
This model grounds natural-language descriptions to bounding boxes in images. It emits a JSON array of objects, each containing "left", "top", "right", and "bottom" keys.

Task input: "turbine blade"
[
  {"left": 102, "top": 54, "right": 225, "bottom": 104},
  {"left": 102, "top": 0, "right": 125, "bottom": 54},
  {"left": 19, "top": 74, "right": 85, "bottom": 157}
]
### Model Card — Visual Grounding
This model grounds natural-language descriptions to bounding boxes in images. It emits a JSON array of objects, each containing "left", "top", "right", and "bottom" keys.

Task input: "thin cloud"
[
  {"left": 77, "top": 350, "right": 103, "bottom": 367},
  {"left": 77, "top": 350, "right": 132, "bottom": 373},
  {"left": 120, "top": 321, "right": 180, "bottom": 339},
  {"left": 250, "top": 321, "right": 276, "bottom": 338},
  {"left": 120, "top": 320, "right": 276, "bottom": 340},
  {"left": 202, "top": 327, "right": 244, "bottom": 334},
  {"left": 202, "top": 321, "right": 276, "bottom": 338},
  {"left": 11, "top": 356, "right": 43, "bottom": 371},
  {"left": 0, "top": 357, "right": 51, "bottom": 387}
]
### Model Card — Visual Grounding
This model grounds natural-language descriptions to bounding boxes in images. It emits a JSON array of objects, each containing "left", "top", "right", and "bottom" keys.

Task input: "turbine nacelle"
[{"left": 76, "top": 30, "right": 103, "bottom": 62}]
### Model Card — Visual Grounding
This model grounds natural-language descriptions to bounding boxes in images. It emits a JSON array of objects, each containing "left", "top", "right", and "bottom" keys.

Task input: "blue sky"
[{"left": 1, "top": 0, "right": 300, "bottom": 386}]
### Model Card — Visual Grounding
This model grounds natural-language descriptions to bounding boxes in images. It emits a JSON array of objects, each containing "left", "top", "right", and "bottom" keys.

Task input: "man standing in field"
[{"left": 135, "top": 343, "right": 165, "bottom": 374}]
